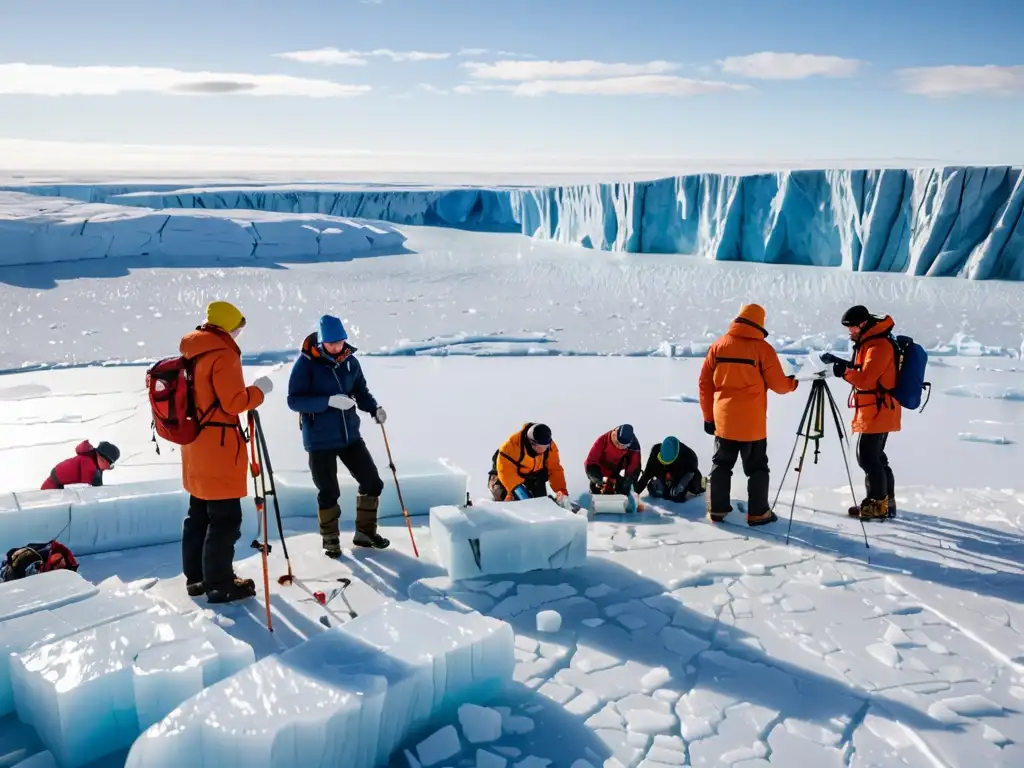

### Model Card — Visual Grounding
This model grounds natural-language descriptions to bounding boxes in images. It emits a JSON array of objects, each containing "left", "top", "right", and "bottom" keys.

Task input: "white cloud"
[
  {"left": 456, "top": 75, "right": 748, "bottom": 97},
  {"left": 898, "top": 65, "right": 1024, "bottom": 96},
  {"left": 718, "top": 52, "right": 863, "bottom": 80},
  {"left": 0, "top": 62, "right": 369, "bottom": 97},
  {"left": 462, "top": 59, "right": 680, "bottom": 81},
  {"left": 418, "top": 83, "right": 449, "bottom": 95},
  {"left": 458, "top": 48, "right": 490, "bottom": 57},
  {"left": 276, "top": 47, "right": 449, "bottom": 66}
]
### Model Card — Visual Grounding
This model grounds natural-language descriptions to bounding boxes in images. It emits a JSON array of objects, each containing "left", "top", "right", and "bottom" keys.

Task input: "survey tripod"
[{"left": 770, "top": 372, "right": 869, "bottom": 549}]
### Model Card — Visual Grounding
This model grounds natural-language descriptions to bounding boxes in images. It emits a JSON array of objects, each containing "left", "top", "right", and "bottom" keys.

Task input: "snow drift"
[
  {"left": 4, "top": 166, "right": 1022, "bottom": 279},
  {"left": 0, "top": 191, "right": 407, "bottom": 267}
]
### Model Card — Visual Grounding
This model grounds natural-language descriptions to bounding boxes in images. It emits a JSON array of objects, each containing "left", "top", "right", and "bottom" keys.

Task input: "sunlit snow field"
[{"left": 2, "top": 221, "right": 1024, "bottom": 768}]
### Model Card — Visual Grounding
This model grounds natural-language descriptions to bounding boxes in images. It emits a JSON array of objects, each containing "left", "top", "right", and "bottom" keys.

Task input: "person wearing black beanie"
[
  {"left": 488, "top": 422, "right": 569, "bottom": 504},
  {"left": 831, "top": 305, "right": 901, "bottom": 520}
]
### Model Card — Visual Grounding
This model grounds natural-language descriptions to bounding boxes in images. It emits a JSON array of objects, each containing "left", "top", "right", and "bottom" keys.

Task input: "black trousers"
[
  {"left": 709, "top": 438, "right": 770, "bottom": 516},
  {"left": 308, "top": 439, "right": 385, "bottom": 509},
  {"left": 182, "top": 495, "right": 242, "bottom": 588},
  {"left": 648, "top": 472, "right": 703, "bottom": 501},
  {"left": 857, "top": 432, "right": 895, "bottom": 502}
]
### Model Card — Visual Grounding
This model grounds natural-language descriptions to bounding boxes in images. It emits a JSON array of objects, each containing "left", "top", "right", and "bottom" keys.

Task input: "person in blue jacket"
[{"left": 287, "top": 314, "right": 389, "bottom": 556}]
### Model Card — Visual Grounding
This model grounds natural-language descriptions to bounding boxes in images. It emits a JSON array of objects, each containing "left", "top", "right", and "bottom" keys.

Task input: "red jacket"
[
  {"left": 41, "top": 441, "right": 103, "bottom": 490},
  {"left": 585, "top": 431, "right": 642, "bottom": 480}
]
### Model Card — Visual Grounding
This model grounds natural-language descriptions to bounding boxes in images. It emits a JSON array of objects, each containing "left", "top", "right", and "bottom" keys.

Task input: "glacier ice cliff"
[
  {"left": 3, "top": 166, "right": 1022, "bottom": 280},
  {"left": 0, "top": 192, "right": 407, "bottom": 268}
]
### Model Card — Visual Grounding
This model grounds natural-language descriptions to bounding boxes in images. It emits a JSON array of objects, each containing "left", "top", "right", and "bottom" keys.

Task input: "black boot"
[
  {"left": 353, "top": 494, "right": 390, "bottom": 549},
  {"left": 206, "top": 577, "right": 256, "bottom": 604},
  {"left": 318, "top": 504, "right": 342, "bottom": 558},
  {"left": 186, "top": 582, "right": 206, "bottom": 597}
]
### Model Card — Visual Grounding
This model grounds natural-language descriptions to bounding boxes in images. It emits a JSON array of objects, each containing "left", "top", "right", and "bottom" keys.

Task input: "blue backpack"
[{"left": 888, "top": 335, "right": 931, "bottom": 411}]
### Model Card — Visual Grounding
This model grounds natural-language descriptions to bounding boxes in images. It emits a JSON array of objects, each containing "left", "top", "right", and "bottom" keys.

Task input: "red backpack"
[{"left": 146, "top": 354, "right": 211, "bottom": 449}]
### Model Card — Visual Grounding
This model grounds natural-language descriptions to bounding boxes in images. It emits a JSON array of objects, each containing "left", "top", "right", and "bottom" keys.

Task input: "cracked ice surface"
[{"left": 408, "top": 484, "right": 1024, "bottom": 767}]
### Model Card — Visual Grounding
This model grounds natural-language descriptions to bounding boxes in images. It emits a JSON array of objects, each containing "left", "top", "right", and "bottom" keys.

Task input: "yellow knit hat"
[{"left": 206, "top": 301, "right": 246, "bottom": 332}]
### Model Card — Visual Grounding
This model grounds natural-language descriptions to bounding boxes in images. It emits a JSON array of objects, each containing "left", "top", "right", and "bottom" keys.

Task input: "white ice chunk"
[
  {"left": 430, "top": 497, "right": 587, "bottom": 580},
  {"left": 10, "top": 751, "right": 58, "bottom": 768},
  {"left": 459, "top": 703, "right": 503, "bottom": 744},
  {"left": 417, "top": 724, "right": 462, "bottom": 766},
  {"left": 276, "top": 458, "right": 467, "bottom": 520},
  {"left": 9, "top": 611, "right": 250, "bottom": 768},
  {"left": 1, "top": 584, "right": 158, "bottom": 717},
  {"left": 133, "top": 638, "right": 219, "bottom": 731},
  {"left": 0, "top": 569, "right": 97, "bottom": 622},
  {"left": 476, "top": 749, "right": 509, "bottom": 768},
  {"left": 536, "top": 609, "right": 562, "bottom": 633},
  {"left": 125, "top": 601, "right": 514, "bottom": 768}
]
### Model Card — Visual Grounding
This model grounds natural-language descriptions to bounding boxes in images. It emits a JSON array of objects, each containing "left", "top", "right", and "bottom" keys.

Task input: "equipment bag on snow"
[
  {"left": 1, "top": 540, "right": 79, "bottom": 582},
  {"left": 889, "top": 335, "right": 931, "bottom": 411},
  {"left": 146, "top": 354, "right": 213, "bottom": 447}
]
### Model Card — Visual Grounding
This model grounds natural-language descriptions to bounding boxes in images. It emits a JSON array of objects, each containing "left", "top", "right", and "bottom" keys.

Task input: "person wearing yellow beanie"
[{"left": 205, "top": 301, "right": 247, "bottom": 335}]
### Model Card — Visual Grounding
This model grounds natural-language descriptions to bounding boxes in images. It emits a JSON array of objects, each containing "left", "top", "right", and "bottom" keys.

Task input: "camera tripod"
[{"left": 770, "top": 372, "right": 869, "bottom": 549}]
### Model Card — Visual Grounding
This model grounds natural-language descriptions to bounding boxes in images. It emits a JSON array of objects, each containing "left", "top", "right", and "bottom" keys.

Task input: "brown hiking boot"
[
  {"left": 747, "top": 509, "right": 778, "bottom": 526},
  {"left": 206, "top": 577, "right": 256, "bottom": 604},
  {"left": 353, "top": 494, "right": 391, "bottom": 549},
  {"left": 318, "top": 504, "right": 342, "bottom": 558},
  {"left": 858, "top": 498, "right": 889, "bottom": 521}
]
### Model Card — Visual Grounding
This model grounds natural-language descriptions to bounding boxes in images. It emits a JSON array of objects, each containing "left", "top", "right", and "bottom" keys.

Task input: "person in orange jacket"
[
  {"left": 179, "top": 301, "right": 273, "bottom": 604},
  {"left": 699, "top": 304, "right": 799, "bottom": 526},
  {"left": 828, "top": 305, "right": 901, "bottom": 521},
  {"left": 488, "top": 422, "right": 570, "bottom": 505}
]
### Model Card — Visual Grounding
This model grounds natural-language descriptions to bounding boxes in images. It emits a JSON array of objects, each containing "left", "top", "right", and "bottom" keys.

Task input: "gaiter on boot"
[
  {"left": 318, "top": 504, "right": 341, "bottom": 557},
  {"left": 353, "top": 494, "right": 390, "bottom": 549}
]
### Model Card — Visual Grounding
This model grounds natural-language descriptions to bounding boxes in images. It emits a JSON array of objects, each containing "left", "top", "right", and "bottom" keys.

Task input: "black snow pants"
[
  {"left": 308, "top": 439, "right": 385, "bottom": 508},
  {"left": 182, "top": 495, "right": 243, "bottom": 589},
  {"left": 856, "top": 432, "right": 895, "bottom": 502},
  {"left": 709, "top": 438, "right": 770, "bottom": 517}
]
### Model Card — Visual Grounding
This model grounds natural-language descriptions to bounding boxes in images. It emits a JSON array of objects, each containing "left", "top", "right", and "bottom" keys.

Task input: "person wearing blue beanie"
[
  {"left": 635, "top": 435, "right": 705, "bottom": 503},
  {"left": 286, "top": 314, "right": 390, "bottom": 556}
]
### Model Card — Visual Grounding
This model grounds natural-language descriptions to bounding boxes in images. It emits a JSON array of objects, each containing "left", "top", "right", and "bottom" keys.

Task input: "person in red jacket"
[
  {"left": 585, "top": 425, "right": 642, "bottom": 495},
  {"left": 41, "top": 441, "right": 120, "bottom": 490}
]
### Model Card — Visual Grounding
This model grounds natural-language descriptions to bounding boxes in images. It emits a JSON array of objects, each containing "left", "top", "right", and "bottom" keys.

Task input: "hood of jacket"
[
  {"left": 180, "top": 324, "right": 240, "bottom": 360},
  {"left": 74, "top": 440, "right": 95, "bottom": 456},
  {"left": 300, "top": 332, "right": 358, "bottom": 364},
  {"left": 856, "top": 315, "right": 895, "bottom": 347}
]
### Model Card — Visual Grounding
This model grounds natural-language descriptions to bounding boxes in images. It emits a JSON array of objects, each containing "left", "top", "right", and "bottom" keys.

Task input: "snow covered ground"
[{"left": 2, "top": 217, "right": 1024, "bottom": 767}]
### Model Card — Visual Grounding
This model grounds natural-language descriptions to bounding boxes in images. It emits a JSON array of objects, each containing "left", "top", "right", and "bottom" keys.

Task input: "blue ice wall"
[{"left": 4, "top": 166, "right": 1022, "bottom": 280}]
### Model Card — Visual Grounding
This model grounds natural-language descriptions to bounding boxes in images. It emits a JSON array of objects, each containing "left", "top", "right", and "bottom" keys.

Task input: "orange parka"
[
  {"left": 495, "top": 423, "right": 568, "bottom": 498},
  {"left": 699, "top": 305, "right": 798, "bottom": 443},
  {"left": 180, "top": 325, "right": 265, "bottom": 500},
  {"left": 843, "top": 316, "right": 902, "bottom": 435}
]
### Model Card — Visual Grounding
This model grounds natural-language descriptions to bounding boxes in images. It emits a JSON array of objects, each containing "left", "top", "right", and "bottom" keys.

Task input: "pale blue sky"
[{"left": 0, "top": 0, "right": 1021, "bottom": 172}]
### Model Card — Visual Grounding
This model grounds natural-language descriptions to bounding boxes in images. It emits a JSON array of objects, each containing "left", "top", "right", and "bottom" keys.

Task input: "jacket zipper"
[{"left": 330, "top": 367, "right": 350, "bottom": 443}]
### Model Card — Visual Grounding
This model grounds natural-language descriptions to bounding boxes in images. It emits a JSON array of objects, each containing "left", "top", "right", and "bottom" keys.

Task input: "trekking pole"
[
  {"left": 379, "top": 423, "right": 420, "bottom": 558},
  {"left": 247, "top": 411, "right": 274, "bottom": 632},
  {"left": 248, "top": 410, "right": 298, "bottom": 586}
]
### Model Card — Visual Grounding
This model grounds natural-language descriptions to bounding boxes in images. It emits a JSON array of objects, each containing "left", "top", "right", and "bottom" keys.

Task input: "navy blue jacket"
[{"left": 286, "top": 333, "right": 379, "bottom": 452}]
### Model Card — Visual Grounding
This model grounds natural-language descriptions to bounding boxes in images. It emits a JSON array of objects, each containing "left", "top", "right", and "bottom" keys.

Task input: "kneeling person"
[
  {"left": 287, "top": 314, "right": 390, "bottom": 557},
  {"left": 635, "top": 436, "right": 705, "bottom": 502},
  {"left": 489, "top": 423, "right": 570, "bottom": 505},
  {"left": 585, "top": 424, "right": 641, "bottom": 495}
]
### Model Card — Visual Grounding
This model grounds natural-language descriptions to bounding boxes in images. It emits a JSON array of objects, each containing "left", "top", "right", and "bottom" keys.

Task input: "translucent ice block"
[
  {"left": 0, "top": 569, "right": 97, "bottom": 622},
  {"left": 430, "top": 497, "right": 588, "bottom": 580},
  {"left": 9, "top": 610, "right": 253, "bottom": 768},
  {"left": 125, "top": 601, "right": 514, "bottom": 768}
]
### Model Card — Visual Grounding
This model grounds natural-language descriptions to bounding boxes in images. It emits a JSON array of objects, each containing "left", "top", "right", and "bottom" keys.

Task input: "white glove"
[
  {"left": 252, "top": 376, "right": 273, "bottom": 395},
  {"left": 328, "top": 394, "right": 356, "bottom": 410},
  {"left": 374, "top": 407, "right": 387, "bottom": 424}
]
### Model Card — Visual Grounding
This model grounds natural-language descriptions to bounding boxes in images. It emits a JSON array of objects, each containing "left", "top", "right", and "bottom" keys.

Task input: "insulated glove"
[
  {"left": 374, "top": 407, "right": 387, "bottom": 424},
  {"left": 328, "top": 394, "right": 356, "bottom": 410},
  {"left": 703, "top": 421, "right": 716, "bottom": 436},
  {"left": 252, "top": 376, "right": 273, "bottom": 395},
  {"left": 831, "top": 360, "right": 849, "bottom": 378}
]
